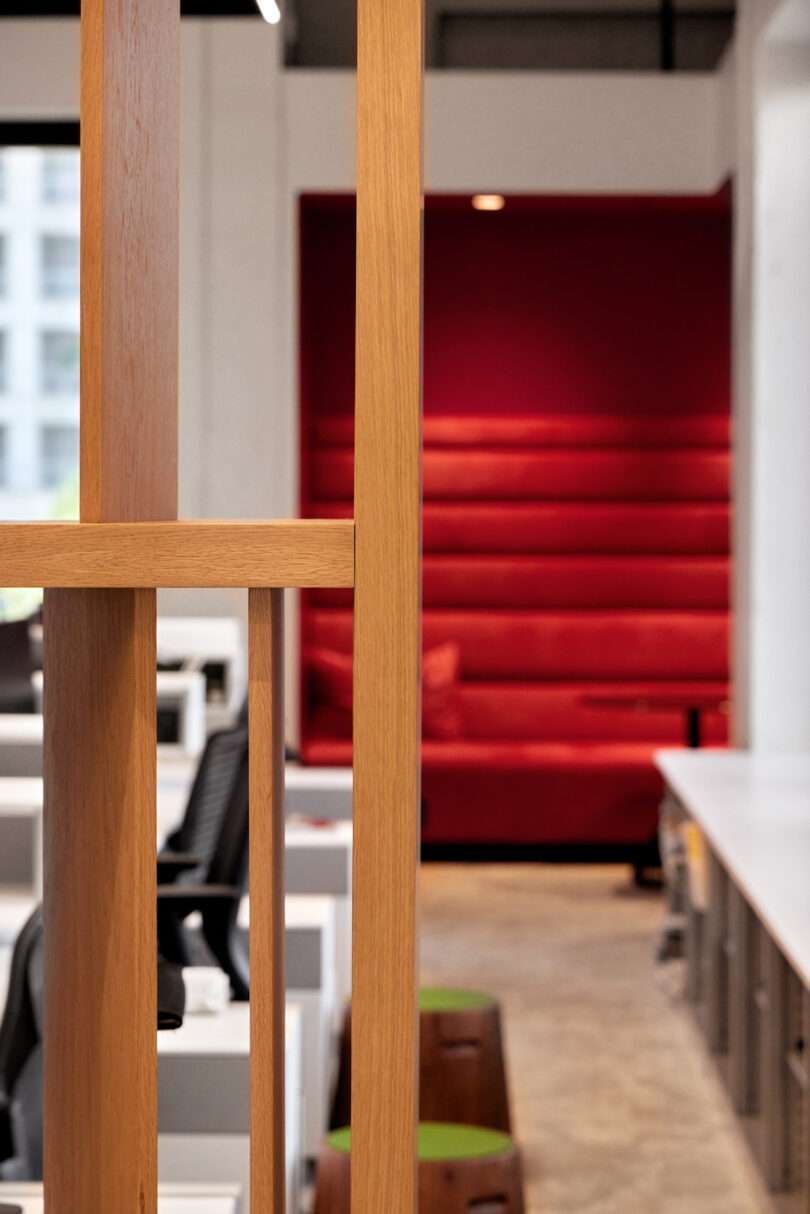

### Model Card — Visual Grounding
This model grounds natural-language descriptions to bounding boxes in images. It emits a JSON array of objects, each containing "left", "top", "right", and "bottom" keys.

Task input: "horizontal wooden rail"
[{"left": 0, "top": 520, "right": 354, "bottom": 588}]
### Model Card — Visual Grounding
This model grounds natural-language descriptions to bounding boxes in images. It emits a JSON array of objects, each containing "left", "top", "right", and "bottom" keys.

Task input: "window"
[
  {"left": 41, "top": 331, "right": 79, "bottom": 394},
  {"left": 41, "top": 235, "right": 79, "bottom": 298},
  {"left": 0, "top": 143, "right": 79, "bottom": 519},
  {"left": 41, "top": 152, "right": 80, "bottom": 204},
  {"left": 40, "top": 425, "right": 79, "bottom": 489},
  {"left": 0, "top": 427, "right": 6, "bottom": 488}
]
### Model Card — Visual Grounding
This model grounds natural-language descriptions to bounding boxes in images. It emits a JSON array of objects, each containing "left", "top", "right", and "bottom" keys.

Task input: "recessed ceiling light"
[
  {"left": 256, "top": 0, "right": 282, "bottom": 23},
  {"left": 472, "top": 194, "right": 505, "bottom": 212}
]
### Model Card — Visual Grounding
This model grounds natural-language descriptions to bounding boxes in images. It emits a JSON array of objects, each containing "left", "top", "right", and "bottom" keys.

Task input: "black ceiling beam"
[
  {"left": 0, "top": 2, "right": 262, "bottom": 16},
  {"left": 0, "top": 120, "right": 79, "bottom": 144}
]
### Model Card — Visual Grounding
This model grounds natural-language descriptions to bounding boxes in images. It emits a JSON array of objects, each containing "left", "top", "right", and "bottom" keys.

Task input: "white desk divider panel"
[
  {"left": 32, "top": 670, "right": 207, "bottom": 757},
  {"left": 0, "top": 718, "right": 45, "bottom": 778},
  {"left": 0, "top": 1184, "right": 242, "bottom": 1214},
  {"left": 0, "top": 894, "right": 38, "bottom": 950},
  {"left": 0, "top": 778, "right": 43, "bottom": 896},
  {"left": 155, "top": 616, "right": 247, "bottom": 730},
  {"left": 0, "top": 772, "right": 195, "bottom": 904},
  {"left": 285, "top": 820, "right": 352, "bottom": 1017},
  {"left": 32, "top": 615, "right": 245, "bottom": 729},
  {"left": 284, "top": 767, "right": 353, "bottom": 821},
  {"left": 238, "top": 893, "right": 338, "bottom": 1158},
  {"left": 157, "top": 1003, "right": 303, "bottom": 1214}
]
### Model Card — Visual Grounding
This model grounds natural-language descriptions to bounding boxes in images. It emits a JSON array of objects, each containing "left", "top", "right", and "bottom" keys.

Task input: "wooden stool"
[
  {"left": 315, "top": 1123, "right": 525, "bottom": 1214},
  {"left": 331, "top": 987, "right": 512, "bottom": 1132}
]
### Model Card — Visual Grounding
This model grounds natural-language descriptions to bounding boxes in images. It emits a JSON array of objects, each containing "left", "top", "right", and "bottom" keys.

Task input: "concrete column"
[{"left": 733, "top": 0, "right": 810, "bottom": 749}]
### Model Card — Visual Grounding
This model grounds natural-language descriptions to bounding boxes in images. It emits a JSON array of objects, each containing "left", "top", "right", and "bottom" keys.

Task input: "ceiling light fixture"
[
  {"left": 256, "top": 0, "right": 282, "bottom": 23},
  {"left": 472, "top": 194, "right": 505, "bottom": 212}
]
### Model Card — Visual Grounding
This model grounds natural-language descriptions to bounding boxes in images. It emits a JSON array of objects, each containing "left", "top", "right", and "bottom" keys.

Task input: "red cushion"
[
  {"left": 305, "top": 642, "right": 464, "bottom": 740},
  {"left": 309, "top": 501, "right": 731, "bottom": 557},
  {"left": 298, "top": 738, "right": 671, "bottom": 844},
  {"left": 312, "top": 413, "right": 730, "bottom": 449},
  {"left": 308, "top": 609, "right": 729, "bottom": 682},
  {"left": 422, "top": 642, "right": 464, "bottom": 739},
  {"left": 312, "top": 555, "right": 730, "bottom": 610},
  {"left": 312, "top": 448, "right": 730, "bottom": 502}
]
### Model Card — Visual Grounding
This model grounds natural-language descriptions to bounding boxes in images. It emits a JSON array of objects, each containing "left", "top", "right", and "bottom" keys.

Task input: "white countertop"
[
  {"left": 656, "top": 749, "right": 810, "bottom": 987},
  {"left": 0, "top": 1183, "right": 240, "bottom": 1213},
  {"left": 157, "top": 1001, "right": 302, "bottom": 1058}
]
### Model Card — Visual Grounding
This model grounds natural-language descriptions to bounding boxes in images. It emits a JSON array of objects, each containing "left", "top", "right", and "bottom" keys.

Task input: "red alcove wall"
[{"left": 298, "top": 191, "right": 732, "bottom": 846}]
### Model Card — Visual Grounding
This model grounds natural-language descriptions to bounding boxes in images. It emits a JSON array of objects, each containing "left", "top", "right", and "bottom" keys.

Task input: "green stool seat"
[
  {"left": 327, "top": 1121, "right": 515, "bottom": 1160},
  {"left": 315, "top": 1122, "right": 525, "bottom": 1214},
  {"left": 418, "top": 987, "right": 495, "bottom": 1013}
]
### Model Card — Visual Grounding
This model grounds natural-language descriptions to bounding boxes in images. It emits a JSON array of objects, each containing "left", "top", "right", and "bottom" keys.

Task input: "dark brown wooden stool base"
[
  {"left": 314, "top": 1123, "right": 525, "bottom": 1214},
  {"left": 331, "top": 987, "right": 512, "bottom": 1132}
]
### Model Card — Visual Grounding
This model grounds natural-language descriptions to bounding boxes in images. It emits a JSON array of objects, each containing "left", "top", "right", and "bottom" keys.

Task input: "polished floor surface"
[{"left": 419, "top": 863, "right": 771, "bottom": 1214}]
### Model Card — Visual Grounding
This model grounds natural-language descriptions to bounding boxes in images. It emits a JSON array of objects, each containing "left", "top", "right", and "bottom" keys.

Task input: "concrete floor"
[{"left": 419, "top": 862, "right": 772, "bottom": 1214}]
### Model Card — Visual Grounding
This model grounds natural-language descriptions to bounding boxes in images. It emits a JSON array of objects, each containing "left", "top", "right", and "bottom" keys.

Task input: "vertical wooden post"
[
  {"left": 43, "top": 1, "right": 179, "bottom": 1210},
  {"left": 249, "top": 588, "right": 286, "bottom": 1213},
  {"left": 43, "top": 589, "right": 158, "bottom": 1212},
  {"left": 353, "top": 0, "right": 424, "bottom": 1209}
]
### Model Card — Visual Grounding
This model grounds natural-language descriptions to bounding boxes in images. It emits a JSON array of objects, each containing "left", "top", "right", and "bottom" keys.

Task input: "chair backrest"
[
  {"left": 0, "top": 907, "right": 43, "bottom": 1181},
  {"left": 164, "top": 724, "right": 249, "bottom": 883},
  {"left": 206, "top": 741, "right": 250, "bottom": 893},
  {"left": 0, "top": 618, "right": 35, "bottom": 714}
]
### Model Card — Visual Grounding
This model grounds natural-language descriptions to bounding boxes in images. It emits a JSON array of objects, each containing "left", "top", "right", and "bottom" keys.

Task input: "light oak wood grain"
[
  {"left": 249, "top": 589, "right": 286, "bottom": 1213},
  {"left": 44, "top": 3, "right": 179, "bottom": 1209},
  {"left": 352, "top": 0, "right": 424, "bottom": 1210},
  {"left": 80, "top": 0, "right": 179, "bottom": 522},
  {"left": 0, "top": 520, "right": 355, "bottom": 588},
  {"left": 43, "top": 587, "right": 157, "bottom": 1214}
]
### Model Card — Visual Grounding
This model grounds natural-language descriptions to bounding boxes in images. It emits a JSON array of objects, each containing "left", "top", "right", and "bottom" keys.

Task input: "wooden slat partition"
[
  {"left": 43, "top": 0, "right": 179, "bottom": 1209},
  {"left": 43, "top": 589, "right": 158, "bottom": 1212},
  {"left": 0, "top": 520, "right": 355, "bottom": 588},
  {"left": 80, "top": 0, "right": 179, "bottom": 522},
  {"left": 0, "top": 0, "right": 423, "bottom": 1208},
  {"left": 249, "top": 589, "right": 286, "bottom": 1211},
  {"left": 353, "top": 0, "right": 424, "bottom": 1210}
]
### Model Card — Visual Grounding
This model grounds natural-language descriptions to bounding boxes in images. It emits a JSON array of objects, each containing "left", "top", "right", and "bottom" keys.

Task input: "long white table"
[
  {"left": 656, "top": 750, "right": 810, "bottom": 988},
  {"left": 0, "top": 1184, "right": 241, "bottom": 1214},
  {"left": 657, "top": 748, "right": 810, "bottom": 1211}
]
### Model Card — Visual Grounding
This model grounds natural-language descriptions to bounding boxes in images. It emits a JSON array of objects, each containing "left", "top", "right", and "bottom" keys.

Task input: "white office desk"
[
  {"left": 158, "top": 1003, "right": 303, "bottom": 1214},
  {"left": 656, "top": 749, "right": 810, "bottom": 987},
  {"left": 156, "top": 616, "right": 246, "bottom": 729},
  {"left": 0, "top": 778, "right": 42, "bottom": 896},
  {"left": 284, "top": 766, "right": 353, "bottom": 820},
  {"left": 238, "top": 893, "right": 337, "bottom": 1159},
  {"left": 285, "top": 819, "right": 352, "bottom": 1015},
  {"left": 0, "top": 1183, "right": 241, "bottom": 1214}
]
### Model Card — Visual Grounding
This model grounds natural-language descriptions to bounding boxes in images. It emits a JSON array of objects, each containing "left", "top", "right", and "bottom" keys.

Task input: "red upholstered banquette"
[{"left": 300, "top": 414, "right": 731, "bottom": 847}]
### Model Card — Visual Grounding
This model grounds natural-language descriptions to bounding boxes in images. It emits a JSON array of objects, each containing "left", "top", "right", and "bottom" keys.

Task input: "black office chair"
[
  {"left": 157, "top": 734, "right": 251, "bottom": 1000},
  {"left": 0, "top": 618, "right": 36, "bottom": 714},
  {"left": 0, "top": 909, "right": 184, "bottom": 1182},
  {"left": 158, "top": 724, "right": 249, "bottom": 889},
  {"left": 0, "top": 908, "right": 42, "bottom": 1181}
]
